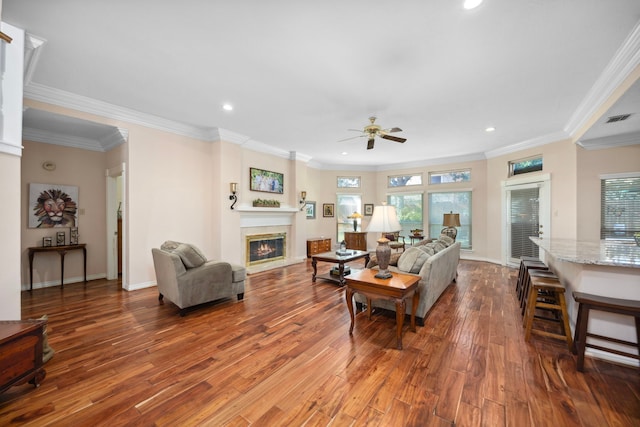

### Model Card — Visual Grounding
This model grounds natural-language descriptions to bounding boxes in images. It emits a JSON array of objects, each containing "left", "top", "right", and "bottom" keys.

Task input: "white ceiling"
[{"left": 4, "top": 1, "right": 640, "bottom": 169}]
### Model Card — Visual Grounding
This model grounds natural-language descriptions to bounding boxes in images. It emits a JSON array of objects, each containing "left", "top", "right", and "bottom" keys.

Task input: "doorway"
[
  {"left": 106, "top": 163, "right": 126, "bottom": 287},
  {"left": 502, "top": 174, "right": 550, "bottom": 267}
]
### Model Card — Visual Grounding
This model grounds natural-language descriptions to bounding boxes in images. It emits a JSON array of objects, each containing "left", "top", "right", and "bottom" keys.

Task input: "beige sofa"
[
  {"left": 356, "top": 236, "right": 460, "bottom": 325},
  {"left": 151, "top": 241, "right": 245, "bottom": 316}
]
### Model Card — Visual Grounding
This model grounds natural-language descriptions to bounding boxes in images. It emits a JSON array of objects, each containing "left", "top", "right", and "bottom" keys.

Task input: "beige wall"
[
  {"left": 21, "top": 140, "right": 107, "bottom": 288},
  {"left": 577, "top": 143, "right": 640, "bottom": 241}
]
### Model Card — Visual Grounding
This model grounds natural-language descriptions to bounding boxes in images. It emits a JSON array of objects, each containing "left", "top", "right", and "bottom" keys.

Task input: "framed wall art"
[
  {"left": 56, "top": 231, "right": 65, "bottom": 246},
  {"left": 28, "top": 183, "right": 79, "bottom": 228},
  {"left": 70, "top": 227, "right": 79, "bottom": 245},
  {"left": 323, "top": 203, "right": 334, "bottom": 217},
  {"left": 305, "top": 201, "right": 316, "bottom": 219},
  {"left": 250, "top": 167, "right": 284, "bottom": 194},
  {"left": 364, "top": 204, "right": 374, "bottom": 216}
]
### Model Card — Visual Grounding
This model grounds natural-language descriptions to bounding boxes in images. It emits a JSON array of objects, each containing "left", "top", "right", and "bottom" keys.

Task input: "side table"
[
  {"left": 28, "top": 244, "right": 87, "bottom": 290},
  {"left": 344, "top": 268, "right": 420, "bottom": 349}
]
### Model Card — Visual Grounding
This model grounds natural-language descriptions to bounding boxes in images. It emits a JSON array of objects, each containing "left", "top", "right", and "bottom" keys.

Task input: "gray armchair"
[{"left": 151, "top": 241, "right": 245, "bottom": 316}]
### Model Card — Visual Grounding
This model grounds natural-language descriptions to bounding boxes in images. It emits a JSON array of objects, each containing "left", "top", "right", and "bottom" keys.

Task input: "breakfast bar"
[{"left": 531, "top": 237, "right": 640, "bottom": 367}]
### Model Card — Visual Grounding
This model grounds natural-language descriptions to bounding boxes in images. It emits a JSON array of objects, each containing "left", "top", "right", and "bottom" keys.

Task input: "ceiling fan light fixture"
[{"left": 463, "top": 0, "right": 483, "bottom": 10}]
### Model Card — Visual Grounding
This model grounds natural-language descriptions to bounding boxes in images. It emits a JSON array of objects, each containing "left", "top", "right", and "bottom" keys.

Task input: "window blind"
[
  {"left": 509, "top": 187, "right": 539, "bottom": 259},
  {"left": 601, "top": 177, "right": 640, "bottom": 240}
]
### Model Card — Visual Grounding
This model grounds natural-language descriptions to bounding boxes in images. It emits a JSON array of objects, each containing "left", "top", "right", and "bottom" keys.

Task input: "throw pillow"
[
  {"left": 174, "top": 243, "right": 208, "bottom": 268},
  {"left": 438, "top": 234, "right": 455, "bottom": 246},
  {"left": 396, "top": 247, "right": 430, "bottom": 274},
  {"left": 432, "top": 241, "right": 447, "bottom": 252},
  {"left": 161, "top": 240, "right": 181, "bottom": 251},
  {"left": 366, "top": 252, "right": 402, "bottom": 268},
  {"left": 413, "top": 238, "right": 433, "bottom": 247},
  {"left": 417, "top": 245, "right": 435, "bottom": 257}
]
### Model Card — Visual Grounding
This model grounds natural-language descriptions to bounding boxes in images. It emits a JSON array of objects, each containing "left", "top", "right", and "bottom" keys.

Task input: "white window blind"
[
  {"left": 509, "top": 187, "right": 539, "bottom": 259},
  {"left": 601, "top": 176, "right": 640, "bottom": 240}
]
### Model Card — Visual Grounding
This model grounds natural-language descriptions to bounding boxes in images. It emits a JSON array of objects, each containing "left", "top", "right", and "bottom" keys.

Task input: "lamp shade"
[
  {"left": 366, "top": 204, "right": 401, "bottom": 233},
  {"left": 443, "top": 212, "right": 461, "bottom": 227}
]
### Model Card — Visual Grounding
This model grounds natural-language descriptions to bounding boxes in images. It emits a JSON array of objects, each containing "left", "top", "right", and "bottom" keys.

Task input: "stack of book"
[
  {"left": 330, "top": 265, "right": 351, "bottom": 276},
  {"left": 335, "top": 249, "right": 353, "bottom": 256}
]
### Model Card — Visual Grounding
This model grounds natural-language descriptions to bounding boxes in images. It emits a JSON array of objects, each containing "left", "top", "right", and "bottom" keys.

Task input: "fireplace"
[{"left": 246, "top": 233, "right": 286, "bottom": 266}]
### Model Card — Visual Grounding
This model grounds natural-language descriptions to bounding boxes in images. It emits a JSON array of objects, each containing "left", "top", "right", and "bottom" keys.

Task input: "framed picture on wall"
[
  {"left": 323, "top": 203, "right": 334, "bottom": 217},
  {"left": 305, "top": 201, "right": 316, "bottom": 219},
  {"left": 364, "top": 204, "right": 374, "bottom": 216},
  {"left": 249, "top": 167, "right": 284, "bottom": 194},
  {"left": 28, "top": 183, "right": 79, "bottom": 228}
]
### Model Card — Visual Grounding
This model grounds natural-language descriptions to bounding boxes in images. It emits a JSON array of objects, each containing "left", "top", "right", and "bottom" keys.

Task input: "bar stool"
[
  {"left": 515, "top": 257, "right": 546, "bottom": 297},
  {"left": 521, "top": 268, "right": 557, "bottom": 318},
  {"left": 524, "top": 275, "right": 573, "bottom": 350},
  {"left": 572, "top": 292, "right": 640, "bottom": 372}
]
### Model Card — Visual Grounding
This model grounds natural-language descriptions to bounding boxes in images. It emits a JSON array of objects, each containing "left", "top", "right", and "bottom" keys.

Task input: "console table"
[
  {"left": 28, "top": 244, "right": 87, "bottom": 290},
  {"left": 0, "top": 320, "right": 46, "bottom": 394}
]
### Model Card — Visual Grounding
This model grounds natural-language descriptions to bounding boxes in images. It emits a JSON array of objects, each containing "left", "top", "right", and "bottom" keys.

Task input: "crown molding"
[
  {"left": 24, "top": 33, "right": 46, "bottom": 86},
  {"left": 0, "top": 140, "right": 23, "bottom": 157},
  {"left": 24, "top": 82, "right": 212, "bottom": 141},
  {"left": 577, "top": 130, "right": 640, "bottom": 150},
  {"left": 23, "top": 126, "right": 105, "bottom": 152},
  {"left": 100, "top": 127, "right": 129, "bottom": 151},
  {"left": 564, "top": 21, "right": 640, "bottom": 138},
  {"left": 484, "top": 130, "right": 570, "bottom": 159}
]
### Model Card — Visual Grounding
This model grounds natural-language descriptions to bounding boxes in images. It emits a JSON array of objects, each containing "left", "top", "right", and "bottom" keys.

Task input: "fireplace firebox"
[{"left": 246, "top": 233, "right": 286, "bottom": 266}]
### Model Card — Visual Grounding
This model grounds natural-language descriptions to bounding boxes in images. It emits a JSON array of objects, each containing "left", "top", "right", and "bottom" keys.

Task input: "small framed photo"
[
  {"left": 42, "top": 237, "right": 52, "bottom": 247},
  {"left": 56, "top": 231, "right": 65, "bottom": 246},
  {"left": 305, "top": 201, "right": 316, "bottom": 219},
  {"left": 323, "top": 203, "right": 334, "bottom": 217},
  {"left": 364, "top": 204, "right": 374, "bottom": 216},
  {"left": 70, "top": 227, "right": 78, "bottom": 245}
]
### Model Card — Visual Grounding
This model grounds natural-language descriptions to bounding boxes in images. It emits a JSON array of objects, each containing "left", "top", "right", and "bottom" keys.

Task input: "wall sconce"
[
  {"left": 299, "top": 191, "right": 307, "bottom": 211},
  {"left": 229, "top": 182, "right": 238, "bottom": 210}
]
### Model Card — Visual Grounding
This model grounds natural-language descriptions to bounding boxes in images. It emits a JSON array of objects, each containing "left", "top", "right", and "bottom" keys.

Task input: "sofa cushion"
[
  {"left": 413, "top": 238, "right": 433, "bottom": 247},
  {"left": 174, "top": 243, "right": 208, "bottom": 268},
  {"left": 432, "top": 241, "right": 447, "bottom": 252},
  {"left": 397, "top": 247, "right": 430, "bottom": 274},
  {"left": 231, "top": 264, "right": 246, "bottom": 282}
]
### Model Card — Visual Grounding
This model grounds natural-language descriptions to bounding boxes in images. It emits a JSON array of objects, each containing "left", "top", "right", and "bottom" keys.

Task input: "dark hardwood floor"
[{"left": 1, "top": 259, "right": 639, "bottom": 426}]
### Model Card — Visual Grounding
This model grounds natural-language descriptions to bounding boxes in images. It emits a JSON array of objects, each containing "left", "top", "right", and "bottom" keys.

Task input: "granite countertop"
[{"left": 530, "top": 237, "right": 640, "bottom": 268}]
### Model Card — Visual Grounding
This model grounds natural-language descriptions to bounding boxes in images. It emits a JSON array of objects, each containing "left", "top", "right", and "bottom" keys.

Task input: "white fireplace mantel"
[{"left": 235, "top": 206, "right": 300, "bottom": 228}]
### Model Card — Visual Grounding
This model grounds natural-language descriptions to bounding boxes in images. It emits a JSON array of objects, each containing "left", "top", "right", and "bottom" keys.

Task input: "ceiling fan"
[{"left": 340, "top": 116, "right": 406, "bottom": 150}]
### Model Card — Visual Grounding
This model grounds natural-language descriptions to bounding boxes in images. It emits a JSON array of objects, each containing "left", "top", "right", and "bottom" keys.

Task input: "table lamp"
[
  {"left": 442, "top": 211, "right": 461, "bottom": 241},
  {"left": 366, "top": 203, "right": 401, "bottom": 279},
  {"left": 348, "top": 212, "right": 363, "bottom": 232}
]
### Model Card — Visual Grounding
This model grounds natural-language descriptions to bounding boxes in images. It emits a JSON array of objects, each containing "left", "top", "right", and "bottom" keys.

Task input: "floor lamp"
[{"left": 366, "top": 203, "right": 402, "bottom": 279}]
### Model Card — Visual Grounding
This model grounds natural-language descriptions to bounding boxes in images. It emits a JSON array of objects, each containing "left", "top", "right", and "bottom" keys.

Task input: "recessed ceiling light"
[
  {"left": 341, "top": 152, "right": 348, "bottom": 156},
  {"left": 463, "top": 0, "right": 483, "bottom": 10},
  {"left": 485, "top": 126, "right": 496, "bottom": 132},
  {"left": 222, "top": 103, "right": 233, "bottom": 111}
]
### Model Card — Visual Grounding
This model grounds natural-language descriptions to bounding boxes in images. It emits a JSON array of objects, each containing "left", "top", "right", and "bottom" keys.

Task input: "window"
[
  {"left": 428, "top": 191, "right": 472, "bottom": 249},
  {"left": 388, "top": 174, "right": 422, "bottom": 187},
  {"left": 509, "top": 156, "right": 543, "bottom": 177},
  {"left": 387, "top": 193, "right": 423, "bottom": 238},
  {"left": 336, "top": 194, "right": 362, "bottom": 243},
  {"left": 429, "top": 169, "right": 471, "bottom": 184},
  {"left": 337, "top": 176, "right": 360, "bottom": 188},
  {"left": 601, "top": 175, "right": 640, "bottom": 240}
]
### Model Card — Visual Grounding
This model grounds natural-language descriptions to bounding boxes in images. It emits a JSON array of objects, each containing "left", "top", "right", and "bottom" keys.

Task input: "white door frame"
[
  {"left": 501, "top": 173, "right": 551, "bottom": 267},
  {"left": 106, "top": 163, "right": 126, "bottom": 287}
]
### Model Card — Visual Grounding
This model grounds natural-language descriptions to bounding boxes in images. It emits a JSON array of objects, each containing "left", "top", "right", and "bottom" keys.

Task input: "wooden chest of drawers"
[
  {"left": 344, "top": 232, "right": 367, "bottom": 251},
  {"left": 0, "top": 320, "right": 46, "bottom": 394},
  {"left": 307, "top": 237, "right": 331, "bottom": 257}
]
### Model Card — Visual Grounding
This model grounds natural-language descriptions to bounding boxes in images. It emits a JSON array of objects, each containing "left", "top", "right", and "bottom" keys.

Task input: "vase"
[{"left": 353, "top": 219, "right": 358, "bottom": 232}]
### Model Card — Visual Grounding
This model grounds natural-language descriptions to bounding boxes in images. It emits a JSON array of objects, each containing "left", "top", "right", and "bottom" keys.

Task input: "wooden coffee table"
[
  {"left": 311, "top": 250, "right": 370, "bottom": 285},
  {"left": 344, "top": 268, "right": 420, "bottom": 350}
]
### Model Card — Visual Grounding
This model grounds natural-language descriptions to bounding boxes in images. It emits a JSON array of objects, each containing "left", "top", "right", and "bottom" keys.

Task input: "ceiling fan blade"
[
  {"left": 367, "top": 138, "right": 375, "bottom": 150},
  {"left": 381, "top": 134, "right": 407, "bottom": 143},
  {"left": 338, "top": 135, "right": 365, "bottom": 142},
  {"left": 383, "top": 127, "right": 402, "bottom": 133}
]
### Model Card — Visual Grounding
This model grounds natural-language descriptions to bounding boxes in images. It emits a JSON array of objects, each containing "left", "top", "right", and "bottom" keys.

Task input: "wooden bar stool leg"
[
  {"left": 558, "top": 292, "right": 573, "bottom": 349},
  {"left": 575, "top": 303, "right": 590, "bottom": 372},
  {"left": 524, "top": 286, "right": 539, "bottom": 342}
]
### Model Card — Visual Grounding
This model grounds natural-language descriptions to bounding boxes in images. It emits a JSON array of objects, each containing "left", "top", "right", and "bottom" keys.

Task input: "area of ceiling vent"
[{"left": 605, "top": 114, "right": 631, "bottom": 123}]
